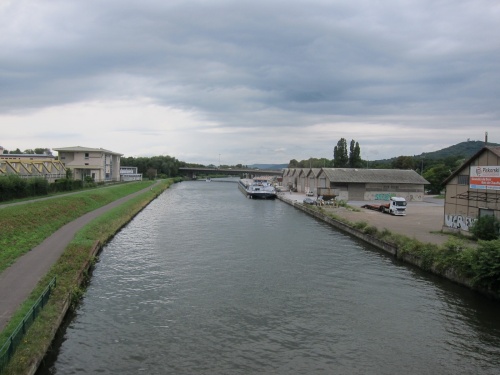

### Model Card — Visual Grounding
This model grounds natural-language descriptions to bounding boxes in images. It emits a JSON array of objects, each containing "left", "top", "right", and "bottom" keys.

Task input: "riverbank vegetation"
[
  {"left": 0, "top": 173, "right": 102, "bottom": 202},
  {"left": 1, "top": 178, "right": 180, "bottom": 375},
  {"left": 0, "top": 180, "right": 160, "bottom": 273},
  {"left": 317, "top": 207, "right": 500, "bottom": 298}
]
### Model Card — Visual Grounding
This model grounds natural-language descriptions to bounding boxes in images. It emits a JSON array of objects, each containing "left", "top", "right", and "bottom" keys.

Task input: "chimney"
[{"left": 485, "top": 131, "right": 488, "bottom": 145}]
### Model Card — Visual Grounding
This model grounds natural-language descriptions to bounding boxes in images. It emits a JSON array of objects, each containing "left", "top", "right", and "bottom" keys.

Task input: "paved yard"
[{"left": 281, "top": 193, "right": 454, "bottom": 246}]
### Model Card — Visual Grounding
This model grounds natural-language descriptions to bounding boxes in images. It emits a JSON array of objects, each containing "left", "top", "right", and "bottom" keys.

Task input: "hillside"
[
  {"left": 419, "top": 140, "right": 499, "bottom": 159},
  {"left": 375, "top": 140, "right": 499, "bottom": 164}
]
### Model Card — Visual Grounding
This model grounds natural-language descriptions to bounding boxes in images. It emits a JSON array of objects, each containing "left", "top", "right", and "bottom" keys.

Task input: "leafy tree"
[
  {"left": 349, "top": 140, "right": 363, "bottom": 168},
  {"left": 470, "top": 239, "right": 500, "bottom": 292},
  {"left": 288, "top": 159, "right": 299, "bottom": 168},
  {"left": 121, "top": 155, "right": 181, "bottom": 177},
  {"left": 146, "top": 168, "right": 157, "bottom": 180},
  {"left": 35, "top": 148, "right": 52, "bottom": 155},
  {"left": 391, "top": 156, "right": 415, "bottom": 169},
  {"left": 333, "top": 138, "right": 349, "bottom": 167},
  {"left": 422, "top": 164, "right": 451, "bottom": 194},
  {"left": 9, "top": 148, "right": 22, "bottom": 154}
]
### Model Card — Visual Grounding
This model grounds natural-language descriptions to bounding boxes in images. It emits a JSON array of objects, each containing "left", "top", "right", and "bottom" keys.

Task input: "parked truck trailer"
[{"left": 361, "top": 197, "right": 407, "bottom": 216}]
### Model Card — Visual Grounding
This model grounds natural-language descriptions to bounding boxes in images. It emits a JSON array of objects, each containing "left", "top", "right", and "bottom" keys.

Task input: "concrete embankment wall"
[{"left": 277, "top": 196, "right": 496, "bottom": 299}]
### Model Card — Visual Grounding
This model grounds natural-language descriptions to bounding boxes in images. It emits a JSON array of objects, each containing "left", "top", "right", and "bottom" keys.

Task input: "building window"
[
  {"left": 479, "top": 209, "right": 494, "bottom": 218},
  {"left": 85, "top": 163, "right": 89, "bottom": 165},
  {"left": 458, "top": 175, "right": 469, "bottom": 185},
  {"left": 85, "top": 153, "right": 89, "bottom": 159}
]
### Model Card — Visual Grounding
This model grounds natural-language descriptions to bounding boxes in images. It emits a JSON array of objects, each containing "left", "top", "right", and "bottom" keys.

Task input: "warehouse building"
[
  {"left": 283, "top": 167, "right": 428, "bottom": 201},
  {"left": 442, "top": 146, "right": 500, "bottom": 234}
]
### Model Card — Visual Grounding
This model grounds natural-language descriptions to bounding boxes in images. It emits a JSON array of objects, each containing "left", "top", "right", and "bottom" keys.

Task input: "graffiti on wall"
[
  {"left": 374, "top": 193, "right": 394, "bottom": 201},
  {"left": 444, "top": 214, "right": 477, "bottom": 231}
]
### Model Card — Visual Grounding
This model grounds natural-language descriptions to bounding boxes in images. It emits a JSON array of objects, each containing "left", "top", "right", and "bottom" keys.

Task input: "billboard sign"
[{"left": 470, "top": 166, "right": 500, "bottom": 190}]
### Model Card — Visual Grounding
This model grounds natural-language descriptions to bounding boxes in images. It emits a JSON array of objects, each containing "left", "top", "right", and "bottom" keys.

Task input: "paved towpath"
[{"left": 0, "top": 183, "right": 158, "bottom": 331}]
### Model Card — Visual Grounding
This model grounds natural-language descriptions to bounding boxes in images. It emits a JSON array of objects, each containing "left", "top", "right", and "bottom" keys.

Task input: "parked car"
[
  {"left": 306, "top": 190, "right": 314, "bottom": 196},
  {"left": 303, "top": 197, "right": 316, "bottom": 205}
]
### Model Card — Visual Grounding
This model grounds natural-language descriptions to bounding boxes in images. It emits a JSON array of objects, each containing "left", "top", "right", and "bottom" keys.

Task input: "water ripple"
[{"left": 40, "top": 180, "right": 500, "bottom": 375}]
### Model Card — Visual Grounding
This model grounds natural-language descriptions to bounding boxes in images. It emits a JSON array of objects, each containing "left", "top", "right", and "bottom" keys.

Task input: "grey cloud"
[{"left": 1, "top": 0, "right": 499, "bottom": 161}]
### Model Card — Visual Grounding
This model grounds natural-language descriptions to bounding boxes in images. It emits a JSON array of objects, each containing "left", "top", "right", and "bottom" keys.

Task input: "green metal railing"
[{"left": 0, "top": 277, "right": 56, "bottom": 373}]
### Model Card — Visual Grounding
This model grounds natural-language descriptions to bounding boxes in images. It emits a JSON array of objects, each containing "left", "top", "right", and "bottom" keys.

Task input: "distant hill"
[
  {"left": 374, "top": 140, "right": 499, "bottom": 164},
  {"left": 249, "top": 163, "right": 288, "bottom": 170},
  {"left": 418, "top": 140, "right": 499, "bottom": 159}
]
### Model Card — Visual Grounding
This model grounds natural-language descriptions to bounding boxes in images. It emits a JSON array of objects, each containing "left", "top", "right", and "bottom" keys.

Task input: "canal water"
[{"left": 39, "top": 180, "right": 500, "bottom": 374}]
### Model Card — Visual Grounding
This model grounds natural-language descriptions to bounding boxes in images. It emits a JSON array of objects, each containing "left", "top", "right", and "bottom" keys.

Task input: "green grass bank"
[
  {"left": 0, "top": 180, "right": 161, "bottom": 273},
  {"left": 1, "top": 178, "right": 180, "bottom": 375}
]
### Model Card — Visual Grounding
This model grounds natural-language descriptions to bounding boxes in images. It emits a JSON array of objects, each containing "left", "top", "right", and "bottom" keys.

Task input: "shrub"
[
  {"left": 379, "top": 228, "right": 392, "bottom": 238},
  {"left": 353, "top": 221, "right": 368, "bottom": 230},
  {"left": 336, "top": 199, "right": 348, "bottom": 207},
  {"left": 363, "top": 225, "right": 378, "bottom": 236},
  {"left": 0, "top": 175, "right": 46, "bottom": 201},
  {"left": 28, "top": 177, "right": 50, "bottom": 196},
  {"left": 470, "top": 216, "right": 500, "bottom": 241},
  {"left": 470, "top": 240, "right": 500, "bottom": 293},
  {"left": 0, "top": 175, "right": 15, "bottom": 201}
]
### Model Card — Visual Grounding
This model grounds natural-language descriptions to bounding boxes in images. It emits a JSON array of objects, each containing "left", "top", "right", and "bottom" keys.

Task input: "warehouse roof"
[{"left": 320, "top": 168, "right": 429, "bottom": 184}]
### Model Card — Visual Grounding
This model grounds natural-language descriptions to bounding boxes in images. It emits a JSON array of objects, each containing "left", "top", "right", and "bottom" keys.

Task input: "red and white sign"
[{"left": 470, "top": 166, "right": 500, "bottom": 190}]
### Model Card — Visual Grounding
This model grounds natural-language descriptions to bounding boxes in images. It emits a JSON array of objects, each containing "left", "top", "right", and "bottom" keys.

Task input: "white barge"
[{"left": 238, "top": 177, "right": 277, "bottom": 199}]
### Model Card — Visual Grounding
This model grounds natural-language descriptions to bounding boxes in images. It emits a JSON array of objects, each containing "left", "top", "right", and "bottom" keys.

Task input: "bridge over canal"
[{"left": 179, "top": 167, "right": 282, "bottom": 179}]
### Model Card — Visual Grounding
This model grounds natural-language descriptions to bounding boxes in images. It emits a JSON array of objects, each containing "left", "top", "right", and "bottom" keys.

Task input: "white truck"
[
  {"left": 381, "top": 197, "right": 407, "bottom": 215},
  {"left": 362, "top": 197, "right": 407, "bottom": 216}
]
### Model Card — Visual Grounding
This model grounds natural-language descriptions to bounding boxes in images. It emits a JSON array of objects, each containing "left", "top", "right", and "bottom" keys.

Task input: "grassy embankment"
[
  {"left": 0, "top": 178, "right": 180, "bottom": 375},
  {"left": 312, "top": 204, "right": 500, "bottom": 299},
  {"left": 0, "top": 180, "right": 158, "bottom": 273}
]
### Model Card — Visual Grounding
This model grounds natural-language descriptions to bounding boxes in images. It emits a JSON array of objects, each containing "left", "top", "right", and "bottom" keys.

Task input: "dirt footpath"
[{"left": 282, "top": 193, "right": 452, "bottom": 246}]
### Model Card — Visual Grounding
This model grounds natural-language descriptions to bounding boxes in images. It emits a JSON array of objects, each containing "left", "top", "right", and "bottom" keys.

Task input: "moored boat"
[{"left": 238, "top": 177, "right": 277, "bottom": 199}]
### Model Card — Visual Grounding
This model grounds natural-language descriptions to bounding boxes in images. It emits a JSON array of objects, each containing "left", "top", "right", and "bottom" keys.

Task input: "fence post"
[{"left": 8, "top": 337, "right": 13, "bottom": 359}]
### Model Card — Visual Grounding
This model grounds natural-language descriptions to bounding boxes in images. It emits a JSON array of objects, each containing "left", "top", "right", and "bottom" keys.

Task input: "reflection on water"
[{"left": 39, "top": 180, "right": 500, "bottom": 375}]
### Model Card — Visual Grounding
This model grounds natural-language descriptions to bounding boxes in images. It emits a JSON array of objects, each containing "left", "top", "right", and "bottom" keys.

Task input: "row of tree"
[
  {"left": 288, "top": 138, "right": 363, "bottom": 169},
  {"left": 2, "top": 148, "right": 53, "bottom": 155}
]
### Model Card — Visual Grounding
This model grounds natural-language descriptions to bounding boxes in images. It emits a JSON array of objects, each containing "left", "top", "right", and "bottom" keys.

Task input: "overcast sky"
[{"left": 1, "top": 0, "right": 499, "bottom": 165}]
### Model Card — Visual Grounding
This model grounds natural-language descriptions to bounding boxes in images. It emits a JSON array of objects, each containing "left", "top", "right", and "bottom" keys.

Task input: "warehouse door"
[{"left": 348, "top": 183, "right": 365, "bottom": 201}]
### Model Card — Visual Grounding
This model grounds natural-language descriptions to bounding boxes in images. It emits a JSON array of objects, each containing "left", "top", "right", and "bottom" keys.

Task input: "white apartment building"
[{"left": 54, "top": 146, "right": 122, "bottom": 182}]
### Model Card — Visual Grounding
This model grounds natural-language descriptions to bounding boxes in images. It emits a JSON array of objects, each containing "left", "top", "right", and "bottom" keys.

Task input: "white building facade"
[{"left": 54, "top": 146, "right": 122, "bottom": 182}]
